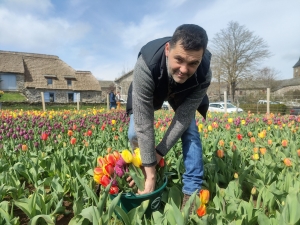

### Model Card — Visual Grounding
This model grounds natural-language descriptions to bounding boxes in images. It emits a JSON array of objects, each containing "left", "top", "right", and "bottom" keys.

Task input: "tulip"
[
  {"left": 103, "top": 163, "right": 114, "bottom": 177},
  {"left": 121, "top": 149, "right": 133, "bottom": 163},
  {"left": 218, "top": 140, "right": 224, "bottom": 147},
  {"left": 297, "top": 149, "right": 300, "bottom": 157},
  {"left": 41, "top": 133, "right": 48, "bottom": 141},
  {"left": 283, "top": 158, "right": 292, "bottom": 167},
  {"left": 70, "top": 137, "right": 76, "bottom": 145},
  {"left": 100, "top": 175, "right": 111, "bottom": 187},
  {"left": 68, "top": 130, "right": 73, "bottom": 136},
  {"left": 107, "top": 147, "right": 112, "bottom": 153},
  {"left": 109, "top": 186, "right": 119, "bottom": 194},
  {"left": 234, "top": 173, "right": 239, "bottom": 179},
  {"left": 252, "top": 153, "right": 259, "bottom": 160},
  {"left": 253, "top": 147, "right": 258, "bottom": 153},
  {"left": 199, "top": 189, "right": 210, "bottom": 204},
  {"left": 132, "top": 154, "right": 142, "bottom": 167},
  {"left": 113, "top": 151, "right": 120, "bottom": 161},
  {"left": 208, "top": 125, "right": 212, "bottom": 131},
  {"left": 87, "top": 130, "right": 92, "bottom": 136},
  {"left": 247, "top": 131, "right": 253, "bottom": 137},
  {"left": 106, "top": 154, "right": 117, "bottom": 166},
  {"left": 111, "top": 120, "right": 116, "bottom": 125},
  {"left": 282, "top": 140, "right": 288, "bottom": 147},
  {"left": 259, "top": 148, "right": 266, "bottom": 155},
  {"left": 97, "top": 156, "right": 107, "bottom": 167},
  {"left": 250, "top": 137, "right": 255, "bottom": 143},
  {"left": 267, "top": 139, "right": 272, "bottom": 145},
  {"left": 158, "top": 158, "right": 165, "bottom": 167},
  {"left": 251, "top": 187, "right": 257, "bottom": 195},
  {"left": 197, "top": 204, "right": 206, "bottom": 217},
  {"left": 216, "top": 150, "right": 224, "bottom": 158},
  {"left": 228, "top": 118, "right": 233, "bottom": 123},
  {"left": 21, "top": 144, "right": 28, "bottom": 151}
]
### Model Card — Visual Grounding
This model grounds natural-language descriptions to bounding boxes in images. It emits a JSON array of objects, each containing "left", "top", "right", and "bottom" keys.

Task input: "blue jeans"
[
  {"left": 110, "top": 102, "right": 116, "bottom": 109},
  {"left": 128, "top": 114, "right": 203, "bottom": 195}
]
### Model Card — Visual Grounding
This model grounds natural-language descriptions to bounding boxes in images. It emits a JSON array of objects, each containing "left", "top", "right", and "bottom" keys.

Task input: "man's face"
[{"left": 165, "top": 41, "right": 204, "bottom": 84}]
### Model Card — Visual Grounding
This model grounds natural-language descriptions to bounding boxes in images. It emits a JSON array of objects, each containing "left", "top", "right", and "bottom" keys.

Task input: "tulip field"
[{"left": 0, "top": 108, "right": 300, "bottom": 225}]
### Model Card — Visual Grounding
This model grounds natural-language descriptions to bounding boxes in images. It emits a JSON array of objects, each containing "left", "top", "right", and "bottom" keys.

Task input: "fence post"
[
  {"left": 77, "top": 93, "right": 80, "bottom": 111},
  {"left": 41, "top": 92, "right": 46, "bottom": 112},
  {"left": 224, "top": 91, "right": 227, "bottom": 113},
  {"left": 267, "top": 88, "right": 270, "bottom": 116},
  {"left": 107, "top": 94, "right": 109, "bottom": 110}
]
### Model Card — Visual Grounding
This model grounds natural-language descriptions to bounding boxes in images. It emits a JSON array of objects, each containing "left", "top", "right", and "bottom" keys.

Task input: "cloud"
[
  {"left": 0, "top": 0, "right": 53, "bottom": 14},
  {"left": 0, "top": 7, "right": 91, "bottom": 53}
]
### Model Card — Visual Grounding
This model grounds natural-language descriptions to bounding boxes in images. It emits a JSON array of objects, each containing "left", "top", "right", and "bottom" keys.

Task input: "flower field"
[{"left": 0, "top": 108, "right": 300, "bottom": 225}]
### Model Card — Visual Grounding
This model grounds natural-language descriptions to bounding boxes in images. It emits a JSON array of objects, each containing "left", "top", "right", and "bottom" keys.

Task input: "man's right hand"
[{"left": 137, "top": 166, "right": 156, "bottom": 195}]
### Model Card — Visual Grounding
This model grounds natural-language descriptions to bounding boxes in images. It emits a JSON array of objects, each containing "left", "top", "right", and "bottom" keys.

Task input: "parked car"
[
  {"left": 162, "top": 101, "right": 170, "bottom": 110},
  {"left": 208, "top": 102, "right": 243, "bottom": 113},
  {"left": 290, "top": 106, "right": 300, "bottom": 115}
]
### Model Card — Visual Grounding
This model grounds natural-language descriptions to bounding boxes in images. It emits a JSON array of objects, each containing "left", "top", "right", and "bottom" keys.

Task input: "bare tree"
[
  {"left": 210, "top": 21, "right": 271, "bottom": 101},
  {"left": 254, "top": 67, "right": 279, "bottom": 89}
]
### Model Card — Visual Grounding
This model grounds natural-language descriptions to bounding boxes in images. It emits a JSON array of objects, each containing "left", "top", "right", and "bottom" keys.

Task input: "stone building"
[
  {"left": 0, "top": 51, "right": 101, "bottom": 103},
  {"left": 114, "top": 70, "right": 133, "bottom": 100},
  {"left": 293, "top": 57, "right": 300, "bottom": 78}
]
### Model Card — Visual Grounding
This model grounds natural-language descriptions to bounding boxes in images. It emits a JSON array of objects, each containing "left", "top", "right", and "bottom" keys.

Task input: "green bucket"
[{"left": 110, "top": 177, "right": 167, "bottom": 217}]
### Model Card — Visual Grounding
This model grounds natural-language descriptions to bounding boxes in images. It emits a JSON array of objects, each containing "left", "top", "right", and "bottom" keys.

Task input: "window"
[
  {"left": 67, "top": 79, "right": 72, "bottom": 86},
  {"left": 49, "top": 93, "right": 54, "bottom": 102},
  {"left": 47, "top": 78, "right": 53, "bottom": 85}
]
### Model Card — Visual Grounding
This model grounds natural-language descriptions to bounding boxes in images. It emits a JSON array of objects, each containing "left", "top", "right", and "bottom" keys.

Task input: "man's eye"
[{"left": 176, "top": 58, "right": 183, "bottom": 63}]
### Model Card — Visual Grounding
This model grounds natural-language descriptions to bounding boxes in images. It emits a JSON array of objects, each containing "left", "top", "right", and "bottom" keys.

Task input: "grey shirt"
[{"left": 132, "top": 55, "right": 212, "bottom": 166}]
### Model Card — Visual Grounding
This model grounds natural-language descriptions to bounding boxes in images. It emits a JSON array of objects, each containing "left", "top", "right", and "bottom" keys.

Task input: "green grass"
[{"left": 0, "top": 92, "right": 27, "bottom": 102}]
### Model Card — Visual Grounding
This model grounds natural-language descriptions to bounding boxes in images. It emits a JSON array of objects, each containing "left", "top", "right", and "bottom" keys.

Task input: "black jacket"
[{"left": 126, "top": 37, "right": 210, "bottom": 119}]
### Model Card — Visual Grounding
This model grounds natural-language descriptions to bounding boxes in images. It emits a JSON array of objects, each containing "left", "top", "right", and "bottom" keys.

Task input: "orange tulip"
[
  {"left": 253, "top": 147, "right": 259, "bottom": 153},
  {"left": 247, "top": 131, "right": 253, "bottom": 137},
  {"left": 107, "top": 147, "right": 112, "bottom": 153},
  {"left": 199, "top": 189, "right": 210, "bottom": 204},
  {"left": 267, "top": 139, "right": 272, "bottom": 145},
  {"left": 250, "top": 137, "right": 256, "bottom": 143},
  {"left": 259, "top": 148, "right": 266, "bottom": 155},
  {"left": 216, "top": 150, "right": 224, "bottom": 158},
  {"left": 113, "top": 151, "right": 121, "bottom": 161},
  {"left": 97, "top": 156, "right": 107, "bottom": 167},
  {"left": 283, "top": 158, "right": 292, "bottom": 167},
  {"left": 73, "top": 124, "right": 77, "bottom": 130},
  {"left": 22, "top": 144, "right": 28, "bottom": 151},
  {"left": 218, "top": 140, "right": 225, "bottom": 147},
  {"left": 197, "top": 204, "right": 206, "bottom": 217},
  {"left": 297, "top": 149, "right": 300, "bottom": 157},
  {"left": 70, "top": 137, "right": 76, "bottom": 145},
  {"left": 67, "top": 130, "right": 73, "bottom": 136},
  {"left": 282, "top": 140, "right": 288, "bottom": 147}
]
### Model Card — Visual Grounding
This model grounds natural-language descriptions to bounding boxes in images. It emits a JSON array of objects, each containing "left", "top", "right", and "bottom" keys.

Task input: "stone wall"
[
  {"left": 273, "top": 85, "right": 300, "bottom": 95},
  {"left": 25, "top": 89, "right": 102, "bottom": 103}
]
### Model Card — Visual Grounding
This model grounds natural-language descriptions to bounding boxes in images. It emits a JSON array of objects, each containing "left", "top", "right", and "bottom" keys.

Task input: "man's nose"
[{"left": 180, "top": 64, "right": 188, "bottom": 74}]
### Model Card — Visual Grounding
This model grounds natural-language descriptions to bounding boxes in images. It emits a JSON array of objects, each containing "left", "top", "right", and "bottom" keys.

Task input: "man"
[
  {"left": 109, "top": 90, "right": 116, "bottom": 109},
  {"left": 126, "top": 24, "right": 211, "bottom": 207},
  {"left": 115, "top": 92, "right": 121, "bottom": 110}
]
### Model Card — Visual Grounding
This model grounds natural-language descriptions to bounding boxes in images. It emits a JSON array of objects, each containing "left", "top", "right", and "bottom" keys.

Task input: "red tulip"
[
  {"left": 106, "top": 154, "right": 117, "bottom": 166},
  {"left": 41, "top": 133, "right": 48, "bottom": 141},
  {"left": 100, "top": 175, "right": 111, "bottom": 187},
  {"left": 237, "top": 134, "right": 243, "bottom": 140},
  {"left": 158, "top": 158, "right": 165, "bottom": 167},
  {"left": 70, "top": 137, "right": 76, "bottom": 145},
  {"left": 103, "top": 163, "right": 114, "bottom": 177},
  {"left": 87, "top": 130, "right": 92, "bottom": 136},
  {"left": 109, "top": 186, "right": 119, "bottom": 194},
  {"left": 197, "top": 204, "right": 206, "bottom": 217}
]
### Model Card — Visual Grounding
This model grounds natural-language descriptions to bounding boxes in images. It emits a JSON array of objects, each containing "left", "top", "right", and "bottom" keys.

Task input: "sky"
[{"left": 0, "top": 0, "right": 299, "bottom": 81}]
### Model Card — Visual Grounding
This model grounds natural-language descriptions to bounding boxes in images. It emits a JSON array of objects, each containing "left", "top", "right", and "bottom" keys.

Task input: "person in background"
[
  {"left": 109, "top": 90, "right": 116, "bottom": 109},
  {"left": 115, "top": 91, "right": 121, "bottom": 110},
  {"left": 126, "top": 24, "right": 211, "bottom": 210}
]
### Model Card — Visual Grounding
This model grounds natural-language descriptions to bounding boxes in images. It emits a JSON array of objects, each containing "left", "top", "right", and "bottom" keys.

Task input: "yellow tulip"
[
  {"left": 228, "top": 118, "right": 233, "bottom": 123},
  {"left": 121, "top": 149, "right": 133, "bottom": 163}
]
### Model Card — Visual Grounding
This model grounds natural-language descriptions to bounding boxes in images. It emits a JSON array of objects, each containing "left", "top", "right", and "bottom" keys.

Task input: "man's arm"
[{"left": 156, "top": 69, "right": 212, "bottom": 156}]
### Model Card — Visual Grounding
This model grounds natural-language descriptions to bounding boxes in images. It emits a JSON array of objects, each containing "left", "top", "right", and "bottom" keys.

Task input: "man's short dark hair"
[{"left": 169, "top": 24, "right": 208, "bottom": 52}]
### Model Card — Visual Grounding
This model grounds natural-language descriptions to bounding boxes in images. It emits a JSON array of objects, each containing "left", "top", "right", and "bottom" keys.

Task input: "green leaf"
[
  {"left": 128, "top": 164, "right": 145, "bottom": 191},
  {"left": 114, "top": 206, "right": 131, "bottom": 225},
  {"left": 28, "top": 215, "right": 55, "bottom": 225}
]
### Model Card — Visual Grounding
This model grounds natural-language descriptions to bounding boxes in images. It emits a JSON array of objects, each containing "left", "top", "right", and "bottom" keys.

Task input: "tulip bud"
[{"left": 251, "top": 187, "right": 257, "bottom": 195}]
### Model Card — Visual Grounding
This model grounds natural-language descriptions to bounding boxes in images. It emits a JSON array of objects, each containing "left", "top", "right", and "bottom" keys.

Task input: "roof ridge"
[{"left": 0, "top": 50, "right": 58, "bottom": 59}]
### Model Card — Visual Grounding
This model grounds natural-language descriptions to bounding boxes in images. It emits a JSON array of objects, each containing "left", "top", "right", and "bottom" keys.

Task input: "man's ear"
[{"left": 165, "top": 42, "right": 170, "bottom": 57}]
